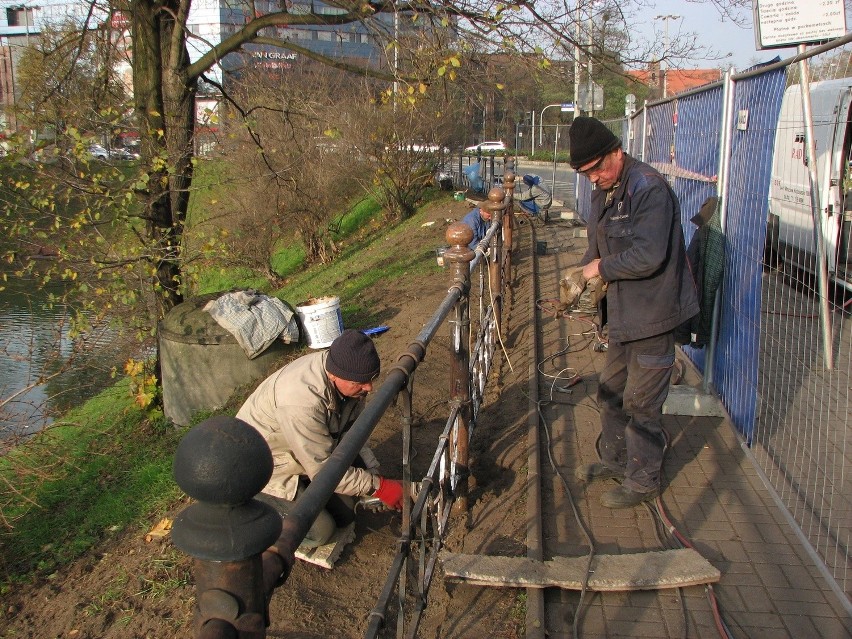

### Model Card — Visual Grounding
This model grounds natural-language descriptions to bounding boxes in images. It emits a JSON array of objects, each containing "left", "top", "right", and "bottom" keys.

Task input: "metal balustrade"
[{"left": 171, "top": 176, "right": 518, "bottom": 638}]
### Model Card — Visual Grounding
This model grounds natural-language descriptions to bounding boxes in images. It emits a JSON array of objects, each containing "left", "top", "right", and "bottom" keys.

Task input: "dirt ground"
[{"left": 1, "top": 196, "right": 538, "bottom": 639}]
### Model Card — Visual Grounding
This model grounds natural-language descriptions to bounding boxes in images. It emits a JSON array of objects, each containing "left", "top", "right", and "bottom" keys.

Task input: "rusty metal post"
[
  {"left": 172, "top": 416, "right": 284, "bottom": 639},
  {"left": 502, "top": 169, "right": 516, "bottom": 288},
  {"left": 445, "top": 223, "right": 474, "bottom": 518},
  {"left": 484, "top": 187, "right": 506, "bottom": 332}
]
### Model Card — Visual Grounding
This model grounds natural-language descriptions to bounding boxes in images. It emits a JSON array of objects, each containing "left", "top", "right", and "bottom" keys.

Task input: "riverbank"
[{"left": 0, "top": 191, "right": 484, "bottom": 638}]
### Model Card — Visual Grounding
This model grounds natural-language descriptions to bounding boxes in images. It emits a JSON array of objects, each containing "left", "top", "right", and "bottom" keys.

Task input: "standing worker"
[
  {"left": 236, "top": 329, "right": 405, "bottom": 547},
  {"left": 569, "top": 116, "right": 698, "bottom": 509}
]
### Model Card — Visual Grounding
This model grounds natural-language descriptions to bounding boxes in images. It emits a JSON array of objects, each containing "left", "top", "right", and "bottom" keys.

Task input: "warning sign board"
[{"left": 753, "top": 0, "right": 847, "bottom": 49}]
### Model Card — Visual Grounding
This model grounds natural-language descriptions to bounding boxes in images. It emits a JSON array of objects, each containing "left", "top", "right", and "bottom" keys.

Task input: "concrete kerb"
[{"left": 663, "top": 349, "right": 727, "bottom": 418}]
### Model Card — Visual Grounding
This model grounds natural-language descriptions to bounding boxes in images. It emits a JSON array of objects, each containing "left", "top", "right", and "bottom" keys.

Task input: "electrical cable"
[
  {"left": 535, "top": 319, "right": 608, "bottom": 634},
  {"left": 534, "top": 269, "right": 598, "bottom": 637},
  {"left": 642, "top": 498, "right": 689, "bottom": 639},
  {"left": 653, "top": 492, "right": 736, "bottom": 639}
]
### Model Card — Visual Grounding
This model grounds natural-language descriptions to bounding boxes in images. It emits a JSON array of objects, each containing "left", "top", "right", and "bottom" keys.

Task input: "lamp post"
[
  {"left": 539, "top": 103, "right": 572, "bottom": 149},
  {"left": 654, "top": 14, "right": 681, "bottom": 98},
  {"left": 531, "top": 110, "right": 536, "bottom": 156}
]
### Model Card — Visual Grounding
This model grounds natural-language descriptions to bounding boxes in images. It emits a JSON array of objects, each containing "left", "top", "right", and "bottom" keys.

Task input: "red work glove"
[{"left": 373, "top": 477, "right": 404, "bottom": 510}]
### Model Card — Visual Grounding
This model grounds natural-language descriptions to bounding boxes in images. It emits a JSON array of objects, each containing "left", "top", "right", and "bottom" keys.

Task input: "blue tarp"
[
  {"left": 576, "top": 174, "right": 592, "bottom": 223},
  {"left": 463, "top": 163, "right": 484, "bottom": 193}
]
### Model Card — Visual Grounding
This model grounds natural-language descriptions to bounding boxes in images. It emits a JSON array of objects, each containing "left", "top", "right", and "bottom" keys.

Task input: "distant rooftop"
[{"left": 628, "top": 67, "right": 722, "bottom": 95}]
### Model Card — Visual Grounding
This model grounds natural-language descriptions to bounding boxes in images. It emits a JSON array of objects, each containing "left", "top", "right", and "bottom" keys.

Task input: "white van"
[{"left": 766, "top": 77, "right": 852, "bottom": 290}]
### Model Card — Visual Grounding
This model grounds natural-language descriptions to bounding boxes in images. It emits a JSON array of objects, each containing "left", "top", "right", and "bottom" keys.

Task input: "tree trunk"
[{"left": 132, "top": 0, "right": 196, "bottom": 320}]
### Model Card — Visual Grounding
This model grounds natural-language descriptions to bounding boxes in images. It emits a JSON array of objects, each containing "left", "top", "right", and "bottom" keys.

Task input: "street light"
[
  {"left": 654, "top": 14, "right": 681, "bottom": 98},
  {"left": 539, "top": 103, "right": 574, "bottom": 149}
]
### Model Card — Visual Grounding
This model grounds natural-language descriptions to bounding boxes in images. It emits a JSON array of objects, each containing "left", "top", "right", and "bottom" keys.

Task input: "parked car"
[
  {"left": 464, "top": 141, "right": 506, "bottom": 153},
  {"left": 388, "top": 141, "right": 450, "bottom": 154},
  {"left": 109, "top": 147, "right": 139, "bottom": 161},
  {"left": 88, "top": 144, "right": 109, "bottom": 160},
  {"left": 408, "top": 142, "right": 450, "bottom": 154}
]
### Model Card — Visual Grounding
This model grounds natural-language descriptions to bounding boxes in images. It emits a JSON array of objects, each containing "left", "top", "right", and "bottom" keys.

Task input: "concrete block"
[{"left": 663, "top": 385, "right": 727, "bottom": 417}]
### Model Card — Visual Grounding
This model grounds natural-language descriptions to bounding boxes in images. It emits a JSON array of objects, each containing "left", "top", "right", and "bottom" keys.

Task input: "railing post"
[
  {"left": 445, "top": 222, "right": 474, "bottom": 518},
  {"left": 172, "top": 416, "right": 286, "bottom": 639},
  {"left": 502, "top": 167, "right": 516, "bottom": 288},
  {"left": 484, "top": 187, "right": 506, "bottom": 332}
]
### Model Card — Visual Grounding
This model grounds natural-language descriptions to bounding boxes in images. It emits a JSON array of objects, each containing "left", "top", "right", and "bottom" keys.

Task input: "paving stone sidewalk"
[{"left": 530, "top": 215, "right": 852, "bottom": 639}]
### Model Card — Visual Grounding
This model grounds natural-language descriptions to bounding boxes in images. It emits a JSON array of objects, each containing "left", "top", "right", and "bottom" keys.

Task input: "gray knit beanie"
[
  {"left": 569, "top": 116, "right": 622, "bottom": 169},
  {"left": 326, "top": 329, "right": 381, "bottom": 383}
]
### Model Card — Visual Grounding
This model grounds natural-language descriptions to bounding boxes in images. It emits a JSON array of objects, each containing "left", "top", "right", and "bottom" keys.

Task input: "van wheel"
[
  {"left": 764, "top": 213, "right": 781, "bottom": 270},
  {"left": 827, "top": 278, "right": 852, "bottom": 316}
]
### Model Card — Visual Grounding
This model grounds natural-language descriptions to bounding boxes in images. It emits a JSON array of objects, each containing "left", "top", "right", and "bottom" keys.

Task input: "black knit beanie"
[
  {"left": 326, "top": 329, "right": 381, "bottom": 383},
  {"left": 568, "top": 116, "right": 622, "bottom": 169}
]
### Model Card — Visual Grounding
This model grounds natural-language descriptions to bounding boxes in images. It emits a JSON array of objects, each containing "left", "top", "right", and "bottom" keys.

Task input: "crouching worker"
[
  {"left": 236, "top": 328, "right": 404, "bottom": 548},
  {"left": 513, "top": 174, "right": 552, "bottom": 220},
  {"left": 461, "top": 206, "right": 492, "bottom": 251}
]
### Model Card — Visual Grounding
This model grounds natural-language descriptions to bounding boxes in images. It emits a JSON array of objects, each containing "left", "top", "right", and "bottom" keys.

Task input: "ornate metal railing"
[{"left": 171, "top": 172, "right": 519, "bottom": 639}]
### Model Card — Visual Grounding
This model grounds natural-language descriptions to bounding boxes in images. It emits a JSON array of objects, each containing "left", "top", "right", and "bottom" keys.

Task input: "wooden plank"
[
  {"left": 294, "top": 523, "right": 356, "bottom": 569},
  {"left": 441, "top": 549, "right": 720, "bottom": 591}
]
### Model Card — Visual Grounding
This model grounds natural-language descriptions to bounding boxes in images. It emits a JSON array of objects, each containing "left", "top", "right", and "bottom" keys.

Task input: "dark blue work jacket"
[{"left": 581, "top": 155, "right": 699, "bottom": 342}]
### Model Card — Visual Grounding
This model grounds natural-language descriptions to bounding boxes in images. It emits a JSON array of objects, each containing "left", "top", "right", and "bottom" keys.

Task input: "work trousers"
[
  {"left": 257, "top": 482, "right": 356, "bottom": 549},
  {"left": 597, "top": 331, "right": 674, "bottom": 492},
  {"left": 257, "top": 455, "right": 369, "bottom": 548}
]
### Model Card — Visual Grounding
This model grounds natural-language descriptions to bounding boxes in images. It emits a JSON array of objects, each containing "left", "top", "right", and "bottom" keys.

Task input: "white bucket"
[{"left": 295, "top": 296, "right": 344, "bottom": 349}]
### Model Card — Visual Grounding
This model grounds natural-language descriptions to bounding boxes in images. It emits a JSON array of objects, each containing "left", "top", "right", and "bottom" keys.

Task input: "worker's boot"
[{"left": 574, "top": 462, "right": 622, "bottom": 484}]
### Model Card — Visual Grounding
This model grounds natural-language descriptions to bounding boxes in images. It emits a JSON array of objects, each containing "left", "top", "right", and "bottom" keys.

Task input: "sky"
[{"left": 630, "top": 0, "right": 798, "bottom": 71}]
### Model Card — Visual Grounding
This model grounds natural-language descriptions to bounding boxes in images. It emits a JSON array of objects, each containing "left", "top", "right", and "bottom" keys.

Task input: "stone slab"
[
  {"left": 294, "top": 522, "right": 355, "bottom": 569},
  {"left": 663, "top": 384, "right": 727, "bottom": 417},
  {"left": 441, "top": 548, "right": 720, "bottom": 591}
]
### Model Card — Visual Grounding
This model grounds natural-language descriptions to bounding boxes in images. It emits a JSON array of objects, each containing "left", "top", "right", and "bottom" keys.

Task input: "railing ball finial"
[
  {"left": 484, "top": 187, "right": 507, "bottom": 220},
  {"left": 172, "top": 415, "right": 282, "bottom": 561},
  {"left": 487, "top": 186, "right": 506, "bottom": 206},
  {"left": 446, "top": 222, "right": 475, "bottom": 262}
]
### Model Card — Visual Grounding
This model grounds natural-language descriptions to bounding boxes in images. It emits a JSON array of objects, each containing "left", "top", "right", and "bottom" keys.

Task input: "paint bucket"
[
  {"left": 295, "top": 296, "right": 343, "bottom": 349},
  {"left": 436, "top": 246, "right": 449, "bottom": 267},
  {"left": 453, "top": 191, "right": 465, "bottom": 202}
]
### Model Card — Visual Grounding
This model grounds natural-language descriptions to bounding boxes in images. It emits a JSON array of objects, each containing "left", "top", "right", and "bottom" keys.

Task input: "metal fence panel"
[
  {"left": 645, "top": 100, "right": 677, "bottom": 165},
  {"left": 749, "top": 45, "right": 852, "bottom": 599},
  {"left": 717, "top": 66, "right": 788, "bottom": 437},
  {"left": 672, "top": 87, "right": 725, "bottom": 373}
]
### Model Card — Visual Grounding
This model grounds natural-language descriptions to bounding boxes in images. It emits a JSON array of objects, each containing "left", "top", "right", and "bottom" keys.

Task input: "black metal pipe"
[{"left": 274, "top": 244, "right": 470, "bottom": 556}]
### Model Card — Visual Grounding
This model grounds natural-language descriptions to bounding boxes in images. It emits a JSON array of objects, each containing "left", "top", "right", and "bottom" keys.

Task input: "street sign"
[
  {"left": 579, "top": 82, "right": 604, "bottom": 112},
  {"left": 560, "top": 103, "right": 575, "bottom": 112},
  {"left": 625, "top": 93, "right": 637, "bottom": 116}
]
